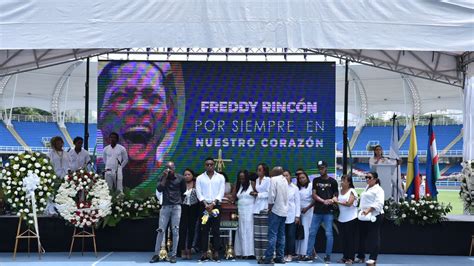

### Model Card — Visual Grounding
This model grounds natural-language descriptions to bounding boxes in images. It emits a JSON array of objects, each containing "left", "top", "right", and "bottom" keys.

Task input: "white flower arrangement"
[
  {"left": 384, "top": 196, "right": 452, "bottom": 226},
  {"left": 459, "top": 160, "right": 474, "bottom": 214},
  {"left": 0, "top": 152, "right": 57, "bottom": 225},
  {"left": 55, "top": 170, "right": 112, "bottom": 228},
  {"left": 102, "top": 195, "right": 160, "bottom": 227}
]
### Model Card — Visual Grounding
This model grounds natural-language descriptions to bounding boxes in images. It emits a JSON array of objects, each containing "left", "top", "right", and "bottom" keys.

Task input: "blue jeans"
[
  {"left": 154, "top": 205, "right": 182, "bottom": 257},
  {"left": 264, "top": 212, "right": 286, "bottom": 261},
  {"left": 306, "top": 213, "right": 334, "bottom": 257}
]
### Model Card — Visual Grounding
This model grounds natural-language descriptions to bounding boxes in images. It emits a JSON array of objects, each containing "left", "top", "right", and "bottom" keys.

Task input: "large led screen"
[{"left": 98, "top": 61, "right": 335, "bottom": 197}]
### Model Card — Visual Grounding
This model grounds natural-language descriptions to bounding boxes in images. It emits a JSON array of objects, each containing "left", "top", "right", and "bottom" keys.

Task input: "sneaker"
[
  {"left": 199, "top": 255, "right": 210, "bottom": 262},
  {"left": 284, "top": 256, "right": 292, "bottom": 262},
  {"left": 169, "top": 256, "right": 177, "bottom": 263},
  {"left": 365, "top": 259, "right": 376, "bottom": 265},
  {"left": 299, "top": 256, "right": 313, "bottom": 263},
  {"left": 337, "top": 258, "right": 347, "bottom": 263},
  {"left": 353, "top": 258, "right": 365, "bottom": 264},
  {"left": 274, "top": 258, "right": 286, "bottom": 264},
  {"left": 323, "top": 255, "right": 331, "bottom": 263},
  {"left": 149, "top": 255, "right": 160, "bottom": 263},
  {"left": 258, "top": 258, "right": 273, "bottom": 264},
  {"left": 212, "top": 252, "right": 221, "bottom": 262}
]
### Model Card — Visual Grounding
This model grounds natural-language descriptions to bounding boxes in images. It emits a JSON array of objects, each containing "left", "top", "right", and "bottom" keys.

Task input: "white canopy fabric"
[
  {"left": 1, "top": 0, "right": 472, "bottom": 51},
  {"left": 0, "top": 0, "right": 472, "bottom": 160}
]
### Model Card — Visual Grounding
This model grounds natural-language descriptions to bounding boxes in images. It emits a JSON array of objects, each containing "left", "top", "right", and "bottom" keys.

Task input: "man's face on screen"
[{"left": 102, "top": 62, "right": 168, "bottom": 162}]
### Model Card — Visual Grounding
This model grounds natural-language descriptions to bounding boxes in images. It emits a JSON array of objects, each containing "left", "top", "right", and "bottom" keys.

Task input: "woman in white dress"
[
  {"left": 234, "top": 170, "right": 255, "bottom": 258},
  {"left": 295, "top": 171, "right": 314, "bottom": 259},
  {"left": 46, "top": 136, "right": 72, "bottom": 214},
  {"left": 47, "top": 136, "right": 72, "bottom": 179},
  {"left": 251, "top": 163, "right": 271, "bottom": 260},
  {"left": 335, "top": 175, "right": 358, "bottom": 264},
  {"left": 283, "top": 170, "right": 301, "bottom": 262}
]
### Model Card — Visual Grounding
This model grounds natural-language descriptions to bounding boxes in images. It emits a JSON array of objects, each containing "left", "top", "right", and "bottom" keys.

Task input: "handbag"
[
  {"left": 296, "top": 224, "right": 305, "bottom": 240},
  {"left": 357, "top": 210, "right": 376, "bottom": 222}
]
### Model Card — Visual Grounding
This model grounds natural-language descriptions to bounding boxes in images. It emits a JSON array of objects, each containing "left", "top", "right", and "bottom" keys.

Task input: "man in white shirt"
[
  {"left": 261, "top": 166, "right": 288, "bottom": 264},
  {"left": 68, "top": 136, "right": 91, "bottom": 172},
  {"left": 103, "top": 132, "right": 128, "bottom": 193},
  {"left": 195, "top": 157, "right": 225, "bottom": 262}
]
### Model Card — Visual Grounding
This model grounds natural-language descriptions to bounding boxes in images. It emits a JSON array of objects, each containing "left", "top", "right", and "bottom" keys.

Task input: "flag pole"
[
  {"left": 392, "top": 113, "right": 401, "bottom": 201},
  {"left": 342, "top": 60, "right": 350, "bottom": 175}
]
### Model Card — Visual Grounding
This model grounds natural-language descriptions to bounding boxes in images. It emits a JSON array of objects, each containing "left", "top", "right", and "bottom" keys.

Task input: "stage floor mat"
[{"left": 0, "top": 252, "right": 473, "bottom": 265}]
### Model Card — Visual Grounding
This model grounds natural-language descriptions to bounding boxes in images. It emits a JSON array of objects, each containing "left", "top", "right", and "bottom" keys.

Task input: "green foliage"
[
  {"left": 11, "top": 107, "right": 51, "bottom": 116},
  {"left": 100, "top": 189, "right": 160, "bottom": 227},
  {"left": 384, "top": 196, "right": 452, "bottom": 226}
]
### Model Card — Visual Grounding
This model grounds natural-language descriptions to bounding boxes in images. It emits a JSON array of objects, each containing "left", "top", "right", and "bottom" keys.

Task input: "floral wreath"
[
  {"left": 55, "top": 170, "right": 112, "bottom": 228},
  {"left": 103, "top": 195, "right": 161, "bottom": 227},
  {"left": 0, "top": 152, "right": 57, "bottom": 225},
  {"left": 460, "top": 160, "right": 474, "bottom": 214}
]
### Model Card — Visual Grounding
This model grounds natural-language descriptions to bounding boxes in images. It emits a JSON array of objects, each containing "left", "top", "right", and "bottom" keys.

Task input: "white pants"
[{"left": 105, "top": 170, "right": 123, "bottom": 192}]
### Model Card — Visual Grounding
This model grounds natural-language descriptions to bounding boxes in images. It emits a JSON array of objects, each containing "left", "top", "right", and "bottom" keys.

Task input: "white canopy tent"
[{"left": 0, "top": 0, "right": 473, "bottom": 159}]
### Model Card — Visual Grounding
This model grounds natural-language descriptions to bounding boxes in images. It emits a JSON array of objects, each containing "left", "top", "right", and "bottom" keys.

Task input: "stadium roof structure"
[{"left": 0, "top": 61, "right": 462, "bottom": 120}]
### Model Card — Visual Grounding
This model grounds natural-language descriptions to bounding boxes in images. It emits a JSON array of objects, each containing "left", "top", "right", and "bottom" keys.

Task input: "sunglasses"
[
  {"left": 205, "top": 163, "right": 215, "bottom": 166},
  {"left": 365, "top": 176, "right": 374, "bottom": 180}
]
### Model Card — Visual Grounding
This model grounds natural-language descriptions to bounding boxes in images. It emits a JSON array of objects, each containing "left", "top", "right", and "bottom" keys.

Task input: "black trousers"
[
  {"left": 178, "top": 203, "right": 200, "bottom": 251},
  {"left": 357, "top": 215, "right": 383, "bottom": 261},
  {"left": 340, "top": 218, "right": 358, "bottom": 261},
  {"left": 199, "top": 203, "right": 221, "bottom": 253},
  {"left": 285, "top": 223, "right": 296, "bottom": 256}
]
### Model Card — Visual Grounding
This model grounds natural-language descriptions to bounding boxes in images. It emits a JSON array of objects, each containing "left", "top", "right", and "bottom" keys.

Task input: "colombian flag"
[
  {"left": 406, "top": 120, "right": 421, "bottom": 200},
  {"left": 426, "top": 120, "right": 439, "bottom": 199}
]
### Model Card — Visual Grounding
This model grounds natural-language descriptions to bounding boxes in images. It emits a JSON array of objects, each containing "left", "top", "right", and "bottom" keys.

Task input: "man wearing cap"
[{"left": 303, "top": 161, "right": 338, "bottom": 263}]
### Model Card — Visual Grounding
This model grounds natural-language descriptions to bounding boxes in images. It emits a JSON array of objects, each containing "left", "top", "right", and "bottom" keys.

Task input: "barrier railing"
[
  {"left": 0, "top": 146, "right": 93, "bottom": 154},
  {"left": 345, "top": 150, "right": 463, "bottom": 157},
  {"left": 353, "top": 177, "right": 461, "bottom": 187},
  {"left": 0, "top": 146, "right": 50, "bottom": 153},
  {"left": 3, "top": 114, "right": 97, "bottom": 123}
]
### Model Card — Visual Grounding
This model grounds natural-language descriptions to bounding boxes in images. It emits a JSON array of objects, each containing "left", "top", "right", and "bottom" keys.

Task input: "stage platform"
[
  {"left": 0, "top": 252, "right": 473, "bottom": 265},
  {"left": 0, "top": 216, "right": 473, "bottom": 256}
]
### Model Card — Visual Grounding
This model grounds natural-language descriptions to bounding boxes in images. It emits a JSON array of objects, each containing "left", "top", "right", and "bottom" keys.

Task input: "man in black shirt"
[
  {"left": 150, "top": 161, "right": 186, "bottom": 263},
  {"left": 303, "top": 161, "right": 338, "bottom": 263}
]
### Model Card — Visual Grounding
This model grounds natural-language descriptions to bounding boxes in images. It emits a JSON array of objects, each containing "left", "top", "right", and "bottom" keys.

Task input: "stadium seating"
[
  {"left": 0, "top": 122, "right": 463, "bottom": 166},
  {"left": 335, "top": 126, "right": 354, "bottom": 150},
  {"left": 65, "top": 123, "right": 97, "bottom": 150},
  {"left": 335, "top": 125, "right": 462, "bottom": 153},
  {"left": 399, "top": 125, "right": 462, "bottom": 151},
  {"left": 11, "top": 121, "right": 66, "bottom": 147},
  {"left": 0, "top": 122, "right": 20, "bottom": 146}
]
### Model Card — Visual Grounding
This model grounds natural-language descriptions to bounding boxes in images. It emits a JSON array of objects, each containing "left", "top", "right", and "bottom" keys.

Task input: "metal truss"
[
  {"left": 308, "top": 49, "right": 465, "bottom": 87},
  {"left": 50, "top": 61, "right": 83, "bottom": 120},
  {"left": 2, "top": 48, "right": 470, "bottom": 88},
  {"left": 347, "top": 67, "right": 369, "bottom": 121},
  {"left": 401, "top": 74, "right": 422, "bottom": 118},
  {"left": 0, "top": 49, "right": 119, "bottom": 77},
  {"left": 108, "top": 48, "right": 466, "bottom": 87}
]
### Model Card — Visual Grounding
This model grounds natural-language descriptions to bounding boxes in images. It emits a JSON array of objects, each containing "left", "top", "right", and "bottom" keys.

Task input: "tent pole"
[
  {"left": 84, "top": 58, "right": 90, "bottom": 151},
  {"left": 343, "top": 60, "right": 350, "bottom": 175}
]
